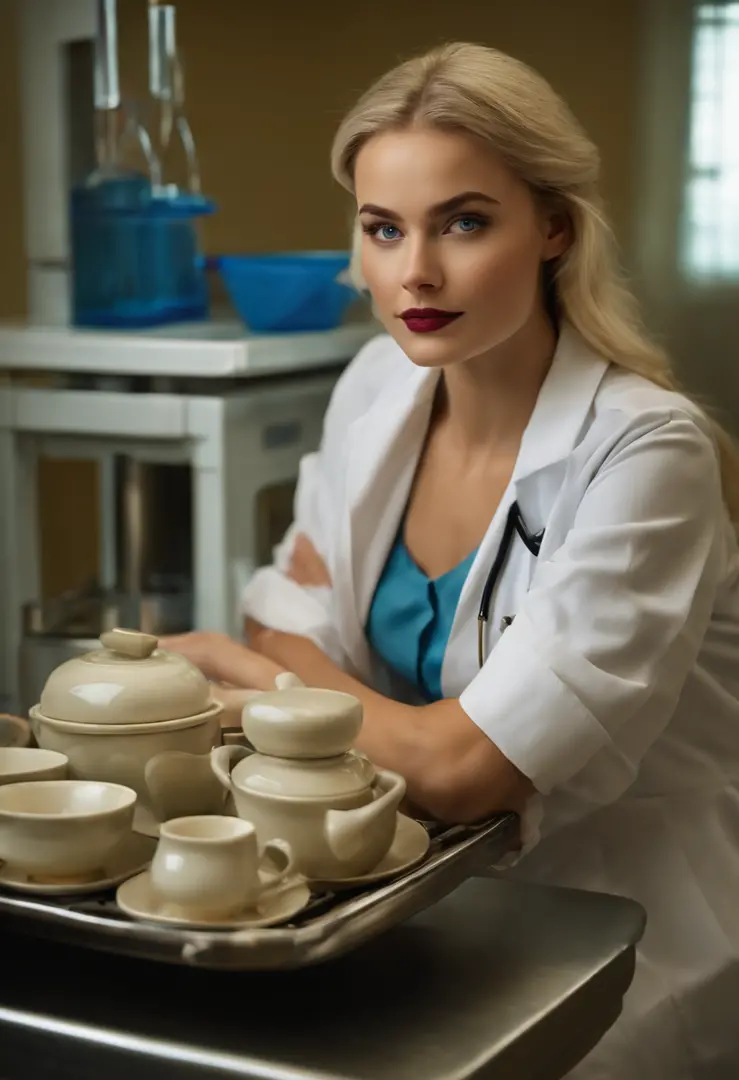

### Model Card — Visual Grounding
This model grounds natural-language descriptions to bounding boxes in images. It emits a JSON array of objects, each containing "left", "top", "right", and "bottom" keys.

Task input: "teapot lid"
[
  {"left": 37, "top": 628, "right": 212, "bottom": 726},
  {"left": 232, "top": 749, "right": 376, "bottom": 800},
  {"left": 241, "top": 685, "right": 363, "bottom": 759}
]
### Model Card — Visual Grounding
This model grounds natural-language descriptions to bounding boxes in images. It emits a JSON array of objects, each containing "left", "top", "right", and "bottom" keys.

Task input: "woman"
[{"left": 164, "top": 44, "right": 739, "bottom": 1077}]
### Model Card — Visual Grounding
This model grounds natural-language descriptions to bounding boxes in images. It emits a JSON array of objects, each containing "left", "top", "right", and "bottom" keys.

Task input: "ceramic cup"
[
  {"left": 0, "top": 747, "right": 68, "bottom": 787},
  {"left": 0, "top": 779, "right": 137, "bottom": 882},
  {"left": 150, "top": 815, "right": 295, "bottom": 920}
]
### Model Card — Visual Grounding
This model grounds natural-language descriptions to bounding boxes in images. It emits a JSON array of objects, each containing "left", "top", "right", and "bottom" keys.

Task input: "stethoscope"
[{"left": 477, "top": 501, "right": 544, "bottom": 668}]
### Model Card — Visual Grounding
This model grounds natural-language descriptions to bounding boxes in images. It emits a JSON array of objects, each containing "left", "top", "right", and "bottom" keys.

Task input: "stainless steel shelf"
[{"left": 0, "top": 816, "right": 518, "bottom": 970}]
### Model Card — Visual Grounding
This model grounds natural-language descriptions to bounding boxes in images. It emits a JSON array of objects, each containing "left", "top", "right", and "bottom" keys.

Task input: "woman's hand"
[{"left": 159, "top": 631, "right": 286, "bottom": 691}]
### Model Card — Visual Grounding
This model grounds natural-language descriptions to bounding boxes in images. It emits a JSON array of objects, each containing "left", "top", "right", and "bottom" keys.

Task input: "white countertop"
[{"left": 0, "top": 319, "right": 380, "bottom": 379}]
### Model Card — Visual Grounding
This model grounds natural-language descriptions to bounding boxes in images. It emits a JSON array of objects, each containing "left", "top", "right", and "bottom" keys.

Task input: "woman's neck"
[{"left": 438, "top": 311, "right": 558, "bottom": 453}]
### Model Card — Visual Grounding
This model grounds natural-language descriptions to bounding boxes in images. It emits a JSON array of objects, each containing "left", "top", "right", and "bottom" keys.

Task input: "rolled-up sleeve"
[
  {"left": 241, "top": 448, "right": 345, "bottom": 664},
  {"left": 459, "top": 412, "right": 726, "bottom": 796}
]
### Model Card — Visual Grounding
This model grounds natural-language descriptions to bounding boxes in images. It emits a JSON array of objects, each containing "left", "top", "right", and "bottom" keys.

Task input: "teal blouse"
[{"left": 365, "top": 532, "right": 478, "bottom": 702}]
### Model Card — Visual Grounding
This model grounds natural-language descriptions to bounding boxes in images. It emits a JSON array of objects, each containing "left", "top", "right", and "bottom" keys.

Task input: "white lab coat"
[{"left": 243, "top": 324, "right": 739, "bottom": 1078}]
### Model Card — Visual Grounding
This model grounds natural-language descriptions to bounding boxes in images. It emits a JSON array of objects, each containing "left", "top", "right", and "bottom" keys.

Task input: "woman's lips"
[{"left": 400, "top": 310, "right": 463, "bottom": 333}]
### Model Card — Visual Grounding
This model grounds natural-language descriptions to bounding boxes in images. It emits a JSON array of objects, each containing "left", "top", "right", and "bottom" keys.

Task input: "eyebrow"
[{"left": 358, "top": 190, "right": 499, "bottom": 220}]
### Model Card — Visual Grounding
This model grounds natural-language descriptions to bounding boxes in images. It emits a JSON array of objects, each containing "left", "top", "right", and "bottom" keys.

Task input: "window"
[{"left": 681, "top": 2, "right": 739, "bottom": 280}]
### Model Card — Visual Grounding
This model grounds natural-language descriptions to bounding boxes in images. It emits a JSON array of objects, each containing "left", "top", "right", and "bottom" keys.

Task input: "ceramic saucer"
[
  {"left": 133, "top": 801, "right": 239, "bottom": 840},
  {"left": 115, "top": 874, "right": 311, "bottom": 930},
  {"left": 0, "top": 831, "right": 156, "bottom": 896},
  {"left": 132, "top": 804, "right": 161, "bottom": 839},
  {"left": 0, "top": 714, "right": 31, "bottom": 749},
  {"left": 310, "top": 813, "right": 431, "bottom": 891}
]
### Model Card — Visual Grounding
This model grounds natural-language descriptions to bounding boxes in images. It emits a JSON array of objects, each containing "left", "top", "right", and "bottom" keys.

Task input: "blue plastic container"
[
  {"left": 71, "top": 178, "right": 214, "bottom": 329},
  {"left": 217, "top": 252, "right": 357, "bottom": 333}
]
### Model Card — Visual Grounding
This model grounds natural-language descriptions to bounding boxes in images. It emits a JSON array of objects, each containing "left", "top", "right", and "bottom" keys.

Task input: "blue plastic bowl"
[{"left": 217, "top": 251, "right": 357, "bottom": 333}]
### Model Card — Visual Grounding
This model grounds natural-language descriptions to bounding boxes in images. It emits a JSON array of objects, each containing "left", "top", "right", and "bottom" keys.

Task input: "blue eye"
[
  {"left": 361, "top": 221, "right": 403, "bottom": 242},
  {"left": 377, "top": 224, "right": 401, "bottom": 241},
  {"left": 450, "top": 215, "right": 485, "bottom": 234}
]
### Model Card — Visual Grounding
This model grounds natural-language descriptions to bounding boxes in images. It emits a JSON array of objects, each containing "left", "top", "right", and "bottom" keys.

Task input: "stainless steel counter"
[{"left": 0, "top": 875, "right": 645, "bottom": 1080}]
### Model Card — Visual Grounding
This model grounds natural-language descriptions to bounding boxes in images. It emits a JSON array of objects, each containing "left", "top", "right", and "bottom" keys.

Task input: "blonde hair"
[{"left": 331, "top": 42, "right": 739, "bottom": 527}]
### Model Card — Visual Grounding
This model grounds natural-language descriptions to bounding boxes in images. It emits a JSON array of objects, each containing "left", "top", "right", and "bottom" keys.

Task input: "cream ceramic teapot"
[
  {"left": 29, "top": 628, "right": 225, "bottom": 832},
  {"left": 210, "top": 676, "right": 406, "bottom": 880}
]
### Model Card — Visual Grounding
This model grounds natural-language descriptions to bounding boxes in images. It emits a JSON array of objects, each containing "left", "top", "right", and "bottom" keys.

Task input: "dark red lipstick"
[{"left": 400, "top": 308, "right": 463, "bottom": 333}]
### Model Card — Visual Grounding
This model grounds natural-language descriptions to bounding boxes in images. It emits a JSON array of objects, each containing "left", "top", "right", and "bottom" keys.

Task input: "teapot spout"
[{"left": 324, "top": 768, "right": 406, "bottom": 866}]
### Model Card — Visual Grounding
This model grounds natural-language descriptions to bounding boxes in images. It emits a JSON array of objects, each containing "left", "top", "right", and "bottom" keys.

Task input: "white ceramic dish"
[
  {"left": 0, "top": 831, "right": 156, "bottom": 895},
  {"left": 132, "top": 805, "right": 161, "bottom": 838},
  {"left": 0, "top": 747, "right": 68, "bottom": 786},
  {"left": 39, "top": 627, "right": 213, "bottom": 726},
  {"left": 241, "top": 685, "right": 363, "bottom": 759},
  {"left": 29, "top": 629, "right": 224, "bottom": 826},
  {"left": 31, "top": 706, "right": 222, "bottom": 822},
  {"left": 212, "top": 696, "right": 406, "bottom": 879},
  {"left": 150, "top": 815, "right": 294, "bottom": 921},
  {"left": 0, "top": 779, "right": 137, "bottom": 882},
  {"left": 116, "top": 873, "right": 311, "bottom": 930},
  {"left": 308, "top": 814, "right": 430, "bottom": 890}
]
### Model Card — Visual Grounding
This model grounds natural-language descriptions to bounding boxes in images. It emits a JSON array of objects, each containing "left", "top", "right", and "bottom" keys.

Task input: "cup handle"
[
  {"left": 258, "top": 838, "right": 295, "bottom": 890},
  {"left": 210, "top": 744, "right": 250, "bottom": 791}
]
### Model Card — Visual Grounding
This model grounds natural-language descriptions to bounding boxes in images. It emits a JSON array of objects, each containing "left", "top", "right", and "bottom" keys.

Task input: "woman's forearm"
[{"left": 161, "top": 631, "right": 286, "bottom": 690}]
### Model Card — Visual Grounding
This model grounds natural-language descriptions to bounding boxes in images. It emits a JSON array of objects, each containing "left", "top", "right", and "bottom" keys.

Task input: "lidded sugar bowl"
[{"left": 29, "top": 628, "right": 223, "bottom": 829}]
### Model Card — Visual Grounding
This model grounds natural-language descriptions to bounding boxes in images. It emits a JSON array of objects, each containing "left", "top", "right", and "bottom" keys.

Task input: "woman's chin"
[{"left": 397, "top": 335, "right": 469, "bottom": 369}]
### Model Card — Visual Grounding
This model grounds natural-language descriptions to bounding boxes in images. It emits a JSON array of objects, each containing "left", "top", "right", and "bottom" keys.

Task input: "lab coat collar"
[
  {"left": 344, "top": 352, "right": 438, "bottom": 515},
  {"left": 513, "top": 322, "right": 609, "bottom": 483},
  {"left": 346, "top": 322, "right": 609, "bottom": 492},
  {"left": 336, "top": 323, "right": 610, "bottom": 675}
]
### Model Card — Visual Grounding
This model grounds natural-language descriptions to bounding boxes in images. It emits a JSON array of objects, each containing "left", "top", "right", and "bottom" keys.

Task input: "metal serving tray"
[{"left": 0, "top": 815, "right": 517, "bottom": 971}]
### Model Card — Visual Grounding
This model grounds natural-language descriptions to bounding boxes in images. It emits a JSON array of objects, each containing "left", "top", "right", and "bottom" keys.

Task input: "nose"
[{"left": 401, "top": 237, "right": 443, "bottom": 294}]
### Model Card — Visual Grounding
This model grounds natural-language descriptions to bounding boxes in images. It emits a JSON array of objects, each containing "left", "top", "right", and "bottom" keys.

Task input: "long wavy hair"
[{"left": 330, "top": 42, "right": 739, "bottom": 527}]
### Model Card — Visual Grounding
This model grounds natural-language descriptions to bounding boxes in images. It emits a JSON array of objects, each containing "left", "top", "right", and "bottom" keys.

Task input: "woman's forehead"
[{"left": 354, "top": 128, "right": 518, "bottom": 209}]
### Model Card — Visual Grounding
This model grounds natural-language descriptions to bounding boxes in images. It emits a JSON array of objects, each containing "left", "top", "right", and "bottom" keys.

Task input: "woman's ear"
[{"left": 542, "top": 209, "right": 571, "bottom": 261}]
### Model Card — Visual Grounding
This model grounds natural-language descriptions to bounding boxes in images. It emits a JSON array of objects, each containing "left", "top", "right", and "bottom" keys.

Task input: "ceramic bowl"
[
  {"left": 0, "top": 779, "right": 136, "bottom": 881},
  {"left": 29, "top": 705, "right": 222, "bottom": 821},
  {"left": 0, "top": 747, "right": 68, "bottom": 786}
]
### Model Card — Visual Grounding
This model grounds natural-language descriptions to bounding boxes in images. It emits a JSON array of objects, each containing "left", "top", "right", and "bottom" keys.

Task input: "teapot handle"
[
  {"left": 210, "top": 744, "right": 250, "bottom": 791},
  {"left": 370, "top": 767, "right": 407, "bottom": 811}
]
